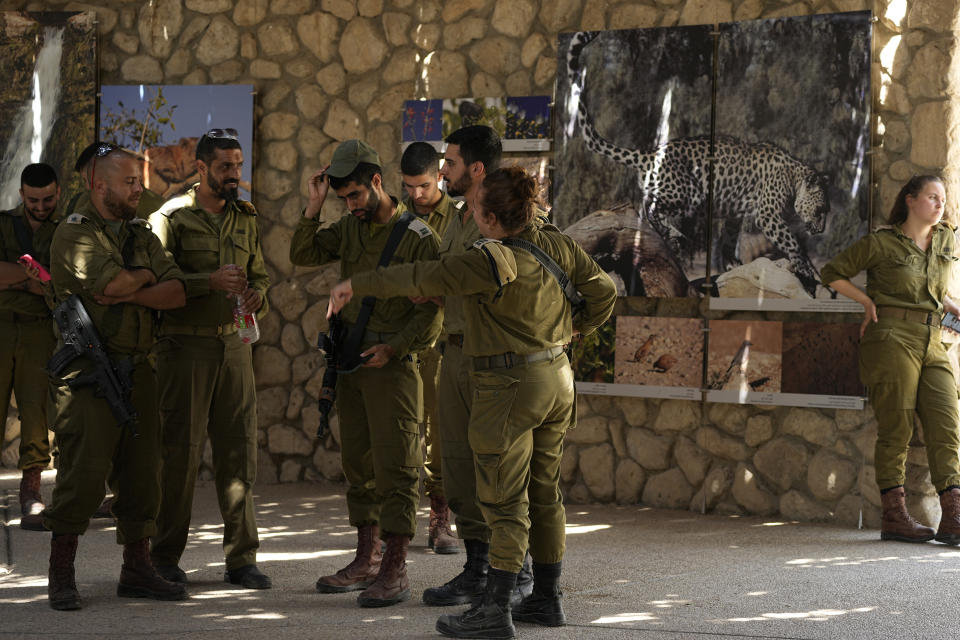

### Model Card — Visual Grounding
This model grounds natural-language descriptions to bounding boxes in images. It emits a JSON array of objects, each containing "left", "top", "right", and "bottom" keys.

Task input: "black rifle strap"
[
  {"left": 501, "top": 237, "right": 584, "bottom": 309},
  {"left": 10, "top": 214, "right": 33, "bottom": 254},
  {"left": 343, "top": 211, "right": 415, "bottom": 356}
]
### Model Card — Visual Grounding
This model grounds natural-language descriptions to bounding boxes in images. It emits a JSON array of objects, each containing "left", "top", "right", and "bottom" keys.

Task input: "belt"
[
  {"left": 876, "top": 306, "right": 941, "bottom": 327},
  {"left": 447, "top": 334, "right": 464, "bottom": 347},
  {"left": 160, "top": 322, "right": 237, "bottom": 336},
  {"left": 0, "top": 310, "right": 47, "bottom": 323},
  {"left": 472, "top": 346, "right": 566, "bottom": 371}
]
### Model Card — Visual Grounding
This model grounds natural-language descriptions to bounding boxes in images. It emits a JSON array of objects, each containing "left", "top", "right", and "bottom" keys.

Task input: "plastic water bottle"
[{"left": 234, "top": 295, "right": 260, "bottom": 344}]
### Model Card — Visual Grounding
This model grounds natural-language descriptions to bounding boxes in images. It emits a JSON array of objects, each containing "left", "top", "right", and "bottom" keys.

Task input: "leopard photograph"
[{"left": 554, "top": 13, "right": 870, "bottom": 303}]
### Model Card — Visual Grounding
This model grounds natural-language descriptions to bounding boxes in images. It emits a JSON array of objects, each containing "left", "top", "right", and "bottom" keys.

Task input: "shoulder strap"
[
  {"left": 343, "top": 211, "right": 416, "bottom": 359},
  {"left": 11, "top": 214, "right": 33, "bottom": 254},
  {"left": 501, "top": 237, "right": 584, "bottom": 310}
]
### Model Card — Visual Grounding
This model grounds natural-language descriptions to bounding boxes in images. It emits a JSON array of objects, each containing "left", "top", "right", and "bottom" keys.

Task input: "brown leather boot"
[
  {"left": 935, "top": 487, "right": 960, "bottom": 545},
  {"left": 117, "top": 538, "right": 188, "bottom": 600},
  {"left": 429, "top": 494, "right": 460, "bottom": 555},
  {"left": 48, "top": 534, "right": 81, "bottom": 610},
  {"left": 880, "top": 486, "right": 934, "bottom": 543},
  {"left": 316, "top": 524, "right": 382, "bottom": 593},
  {"left": 19, "top": 467, "right": 46, "bottom": 531},
  {"left": 357, "top": 533, "right": 410, "bottom": 607}
]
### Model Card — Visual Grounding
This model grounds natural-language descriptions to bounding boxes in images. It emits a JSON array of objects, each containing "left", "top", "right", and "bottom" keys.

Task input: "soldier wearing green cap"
[
  {"left": 290, "top": 139, "right": 441, "bottom": 608},
  {"left": 147, "top": 128, "right": 272, "bottom": 590}
]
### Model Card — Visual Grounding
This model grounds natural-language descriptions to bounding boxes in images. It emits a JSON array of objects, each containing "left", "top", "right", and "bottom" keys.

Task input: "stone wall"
[{"left": 1, "top": 0, "right": 957, "bottom": 528}]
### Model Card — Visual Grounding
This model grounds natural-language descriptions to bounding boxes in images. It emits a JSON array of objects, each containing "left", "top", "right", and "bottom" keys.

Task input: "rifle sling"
[
  {"left": 500, "top": 237, "right": 584, "bottom": 309},
  {"left": 11, "top": 214, "right": 33, "bottom": 255},
  {"left": 342, "top": 210, "right": 415, "bottom": 363}
]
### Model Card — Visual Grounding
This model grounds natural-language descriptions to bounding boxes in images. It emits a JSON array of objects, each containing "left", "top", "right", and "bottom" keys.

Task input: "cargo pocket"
[
  {"left": 467, "top": 370, "right": 521, "bottom": 455},
  {"left": 398, "top": 418, "right": 423, "bottom": 467},
  {"left": 474, "top": 452, "right": 505, "bottom": 505}
]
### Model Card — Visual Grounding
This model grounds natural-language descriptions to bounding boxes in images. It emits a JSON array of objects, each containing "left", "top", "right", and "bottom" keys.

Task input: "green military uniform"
[
  {"left": 352, "top": 224, "right": 617, "bottom": 572},
  {"left": 147, "top": 187, "right": 270, "bottom": 572},
  {"left": 822, "top": 223, "right": 960, "bottom": 493},
  {"left": 42, "top": 202, "right": 184, "bottom": 543},
  {"left": 289, "top": 199, "right": 441, "bottom": 538},
  {"left": 432, "top": 209, "right": 487, "bottom": 542},
  {"left": 0, "top": 204, "right": 57, "bottom": 470},
  {"left": 401, "top": 192, "right": 465, "bottom": 499}
]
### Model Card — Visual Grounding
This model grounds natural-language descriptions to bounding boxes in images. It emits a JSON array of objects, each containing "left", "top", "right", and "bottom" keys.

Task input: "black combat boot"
[
  {"left": 513, "top": 553, "right": 533, "bottom": 604},
  {"left": 511, "top": 561, "right": 566, "bottom": 626},
  {"left": 48, "top": 533, "right": 81, "bottom": 610},
  {"left": 423, "top": 539, "right": 489, "bottom": 606},
  {"left": 19, "top": 466, "right": 46, "bottom": 531},
  {"left": 436, "top": 567, "right": 517, "bottom": 639}
]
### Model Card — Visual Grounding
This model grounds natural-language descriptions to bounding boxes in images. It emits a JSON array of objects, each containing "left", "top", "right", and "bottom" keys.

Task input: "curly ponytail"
[{"left": 478, "top": 166, "right": 541, "bottom": 233}]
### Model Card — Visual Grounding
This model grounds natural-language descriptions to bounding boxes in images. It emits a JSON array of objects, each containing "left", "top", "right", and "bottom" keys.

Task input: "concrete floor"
[{"left": 1, "top": 469, "right": 958, "bottom": 639}]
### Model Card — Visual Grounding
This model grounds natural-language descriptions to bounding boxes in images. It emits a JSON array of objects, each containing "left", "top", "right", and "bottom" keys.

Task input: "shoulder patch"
[
  {"left": 157, "top": 194, "right": 192, "bottom": 217},
  {"left": 454, "top": 199, "right": 466, "bottom": 210},
  {"left": 472, "top": 238, "right": 501, "bottom": 250},
  {"left": 129, "top": 218, "right": 152, "bottom": 230},
  {"left": 66, "top": 213, "right": 87, "bottom": 224},
  {"left": 236, "top": 200, "right": 258, "bottom": 216},
  {"left": 408, "top": 218, "right": 434, "bottom": 239}
]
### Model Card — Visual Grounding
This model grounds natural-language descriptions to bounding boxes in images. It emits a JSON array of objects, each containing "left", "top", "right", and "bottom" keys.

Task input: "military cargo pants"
[
  {"left": 0, "top": 317, "right": 54, "bottom": 469},
  {"left": 337, "top": 353, "right": 423, "bottom": 538},
  {"left": 42, "top": 357, "right": 161, "bottom": 543},
  {"left": 860, "top": 317, "right": 960, "bottom": 492},
  {"left": 420, "top": 345, "right": 444, "bottom": 497},
  {"left": 436, "top": 341, "right": 489, "bottom": 543},
  {"left": 468, "top": 352, "right": 575, "bottom": 573},
  {"left": 151, "top": 334, "right": 260, "bottom": 571}
]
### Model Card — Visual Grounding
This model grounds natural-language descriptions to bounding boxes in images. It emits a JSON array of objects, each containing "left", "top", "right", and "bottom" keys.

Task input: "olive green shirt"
[
  {"left": 49, "top": 201, "right": 184, "bottom": 355},
  {"left": 821, "top": 223, "right": 959, "bottom": 313},
  {"left": 436, "top": 205, "right": 481, "bottom": 336},
  {"left": 0, "top": 204, "right": 57, "bottom": 316},
  {"left": 401, "top": 191, "right": 464, "bottom": 244},
  {"left": 289, "top": 198, "right": 442, "bottom": 358},
  {"left": 352, "top": 224, "right": 618, "bottom": 357},
  {"left": 148, "top": 187, "right": 270, "bottom": 328}
]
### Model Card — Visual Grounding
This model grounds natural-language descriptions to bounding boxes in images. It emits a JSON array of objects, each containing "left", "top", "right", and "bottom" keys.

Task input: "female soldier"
[
  {"left": 328, "top": 166, "right": 617, "bottom": 638},
  {"left": 822, "top": 175, "right": 960, "bottom": 545}
]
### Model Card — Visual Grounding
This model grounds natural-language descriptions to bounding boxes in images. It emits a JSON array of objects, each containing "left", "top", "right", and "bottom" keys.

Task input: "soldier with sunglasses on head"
[{"left": 147, "top": 128, "right": 272, "bottom": 590}]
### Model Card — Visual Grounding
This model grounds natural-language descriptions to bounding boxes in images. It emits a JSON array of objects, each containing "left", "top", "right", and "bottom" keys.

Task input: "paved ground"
[{"left": 1, "top": 469, "right": 959, "bottom": 639}]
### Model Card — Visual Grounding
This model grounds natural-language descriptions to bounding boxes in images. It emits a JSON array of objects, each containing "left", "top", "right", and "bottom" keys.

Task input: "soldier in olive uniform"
[
  {"left": 0, "top": 164, "right": 59, "bottom": 530},
  {"left": 148, "top": 129, "right": 272, "bottom": 590},
  {"left": 42, "top": 146, "right": 187, "bottom": 610},
  {"left": 289, "top": 139, "right": 441, "bottom": 607},
  {"left": 63, "top": 141, "right": 167, "bottom": 220},
  {"left": 823, "top": 174, "right": 960, "bottom": 546},
  {"left": 328, "top": 166, "right": 617, "bottom": 638},
  {"left": 400, "top": 141, "right": 465, "bottom": 555}
]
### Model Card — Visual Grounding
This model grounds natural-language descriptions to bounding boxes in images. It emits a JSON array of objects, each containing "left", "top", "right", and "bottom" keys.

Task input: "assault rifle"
[
  {"left": 314, "top": 313, "right": 371, "bottom": 438},
  {"left": 48, "top": 295, "right": 138, "bottom": 437}
]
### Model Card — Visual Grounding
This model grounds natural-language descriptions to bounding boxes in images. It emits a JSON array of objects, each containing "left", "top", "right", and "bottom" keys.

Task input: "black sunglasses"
[
  {"left": 203, "top": 128, "right": 239, "bottom": 140},
  {"left": 90, "top": 142, "right": 122, "bottom": 186}
]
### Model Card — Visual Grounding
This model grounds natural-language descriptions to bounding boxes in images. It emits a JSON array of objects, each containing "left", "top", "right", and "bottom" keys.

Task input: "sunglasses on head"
[
  {"left": 90, "top": 142, "right": 122, "bottom": 186},
  {"left": 204, "top": 128, "right": 239, "bottom": 140}
]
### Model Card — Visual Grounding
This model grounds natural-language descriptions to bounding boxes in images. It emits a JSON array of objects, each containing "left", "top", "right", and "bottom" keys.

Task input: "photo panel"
[
  {"left": 442, "top": 97, "right": 505, "bottom": 140},
  {"left": 100, "top": 84, "right": 254, "bottom": 200},
  {"left": 0, "top": 11, "right": 95, "bottom": 211},
  {"left": 402, "top": 98, "right": 443, "bottom": 145},
  {"left": 711, "top": 11, "right": 871, "bottom": 311},
  {"left": 504, "top": 96, "right": 551, "bottom": 151},
  {"left": 554, "top": 26, "right": 714, "bottom": 297},
  {"left": 706, "top": 320, "right": 782, "bottom": 395},
  {"left": 614, "top": 316, "right": 704, "bottom": 389},
  {"left": 570, "top": 315, "right": 616, "bottom": 385},
  {"left": 781, "top": 322, "right": 863, "bottom": 397}
]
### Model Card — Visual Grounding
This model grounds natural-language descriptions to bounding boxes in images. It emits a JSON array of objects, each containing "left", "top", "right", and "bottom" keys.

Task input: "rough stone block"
[
  {"left": 732, "top": 463, "right": 777, "bottom": 515},
  {"left": 642, "top": 467, "right": 693, "bottom": 510},
  {"left": 754, "top": 437, "right": 808, "bottom": 492}
]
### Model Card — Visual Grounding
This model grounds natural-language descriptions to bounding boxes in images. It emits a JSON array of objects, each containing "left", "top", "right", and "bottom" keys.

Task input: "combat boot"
[
  {"left": 935, "top": 487, "right": 960, "bottom": 545},
  {"left": 514, "top": 554, "right": 533, "bottom": 604},
  {"left": 423, "top": 539, "right": 489, "bottom": 606},
  {"left": 429, "top": 495, "right": 460, "bottom": 555},
  {"left": 511, "top": 561, "right": 566, "bottom": 627},
  {"left": 316, "top": 524, "right": 382, "bottom": 593},
  {"left": 117, "top": 538, "right": 188, "bottom": 600},
  {"left": 437, "top": 567, "right": 517, "bottom": 639},
  {"left": 48, "top": 533, "right": 81, "bottom": 610},
  {"left": 19, "top": 466, "right": 46, "bottom": 531},
  {"left": 880, "top": 486, "right": 934, "bottom": 543},
  {"left": 357, "top": 533, "right": 410, "bottom": 607}
]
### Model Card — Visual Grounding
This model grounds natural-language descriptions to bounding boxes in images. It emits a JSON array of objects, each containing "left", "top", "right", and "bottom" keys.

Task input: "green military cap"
[{"left": 327, "top": 139, "right": 381, "bottom": 178}]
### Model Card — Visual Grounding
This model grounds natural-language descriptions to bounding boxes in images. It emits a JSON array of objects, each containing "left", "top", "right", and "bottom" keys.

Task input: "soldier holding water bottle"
[{"left": 147, "top": 129, "right": 272, "bottom": 590}]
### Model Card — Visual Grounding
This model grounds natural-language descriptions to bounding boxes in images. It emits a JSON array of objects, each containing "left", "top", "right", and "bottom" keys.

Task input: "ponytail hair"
[
  {"left": 478, "top": 166, "right": 540, "bottom": 233},
  {"left": 888, "top": 175, "right": 942, "bottom": 225}
]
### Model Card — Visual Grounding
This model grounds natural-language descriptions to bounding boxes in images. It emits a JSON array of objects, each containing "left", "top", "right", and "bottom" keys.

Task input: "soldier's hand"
[
  {"left": 327, "top": 279, "right": 354, "bottom": 317},
  {"left": 211, "top": 264, "right": 247, "bottom": 295},
  {"left": 859, "top": 298, "right": 878, "bottom": 338},
  {"left": 305, "top": 166, "right": 331, "bottom": 219},
  {"left": 94, "top": 292, "right": 134, "bottom": 305},
  {"left": 237, "top": 287, "right": 261, "bottom": 314},
  {"left": 24, "top": 277, "right": 44, "bottom": 296},
  {"left": 409, "top": 295, "right": 444, "bottom": 306},
  {"left": 360, "top": 343, "right": 395, "bottom": 368}
]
